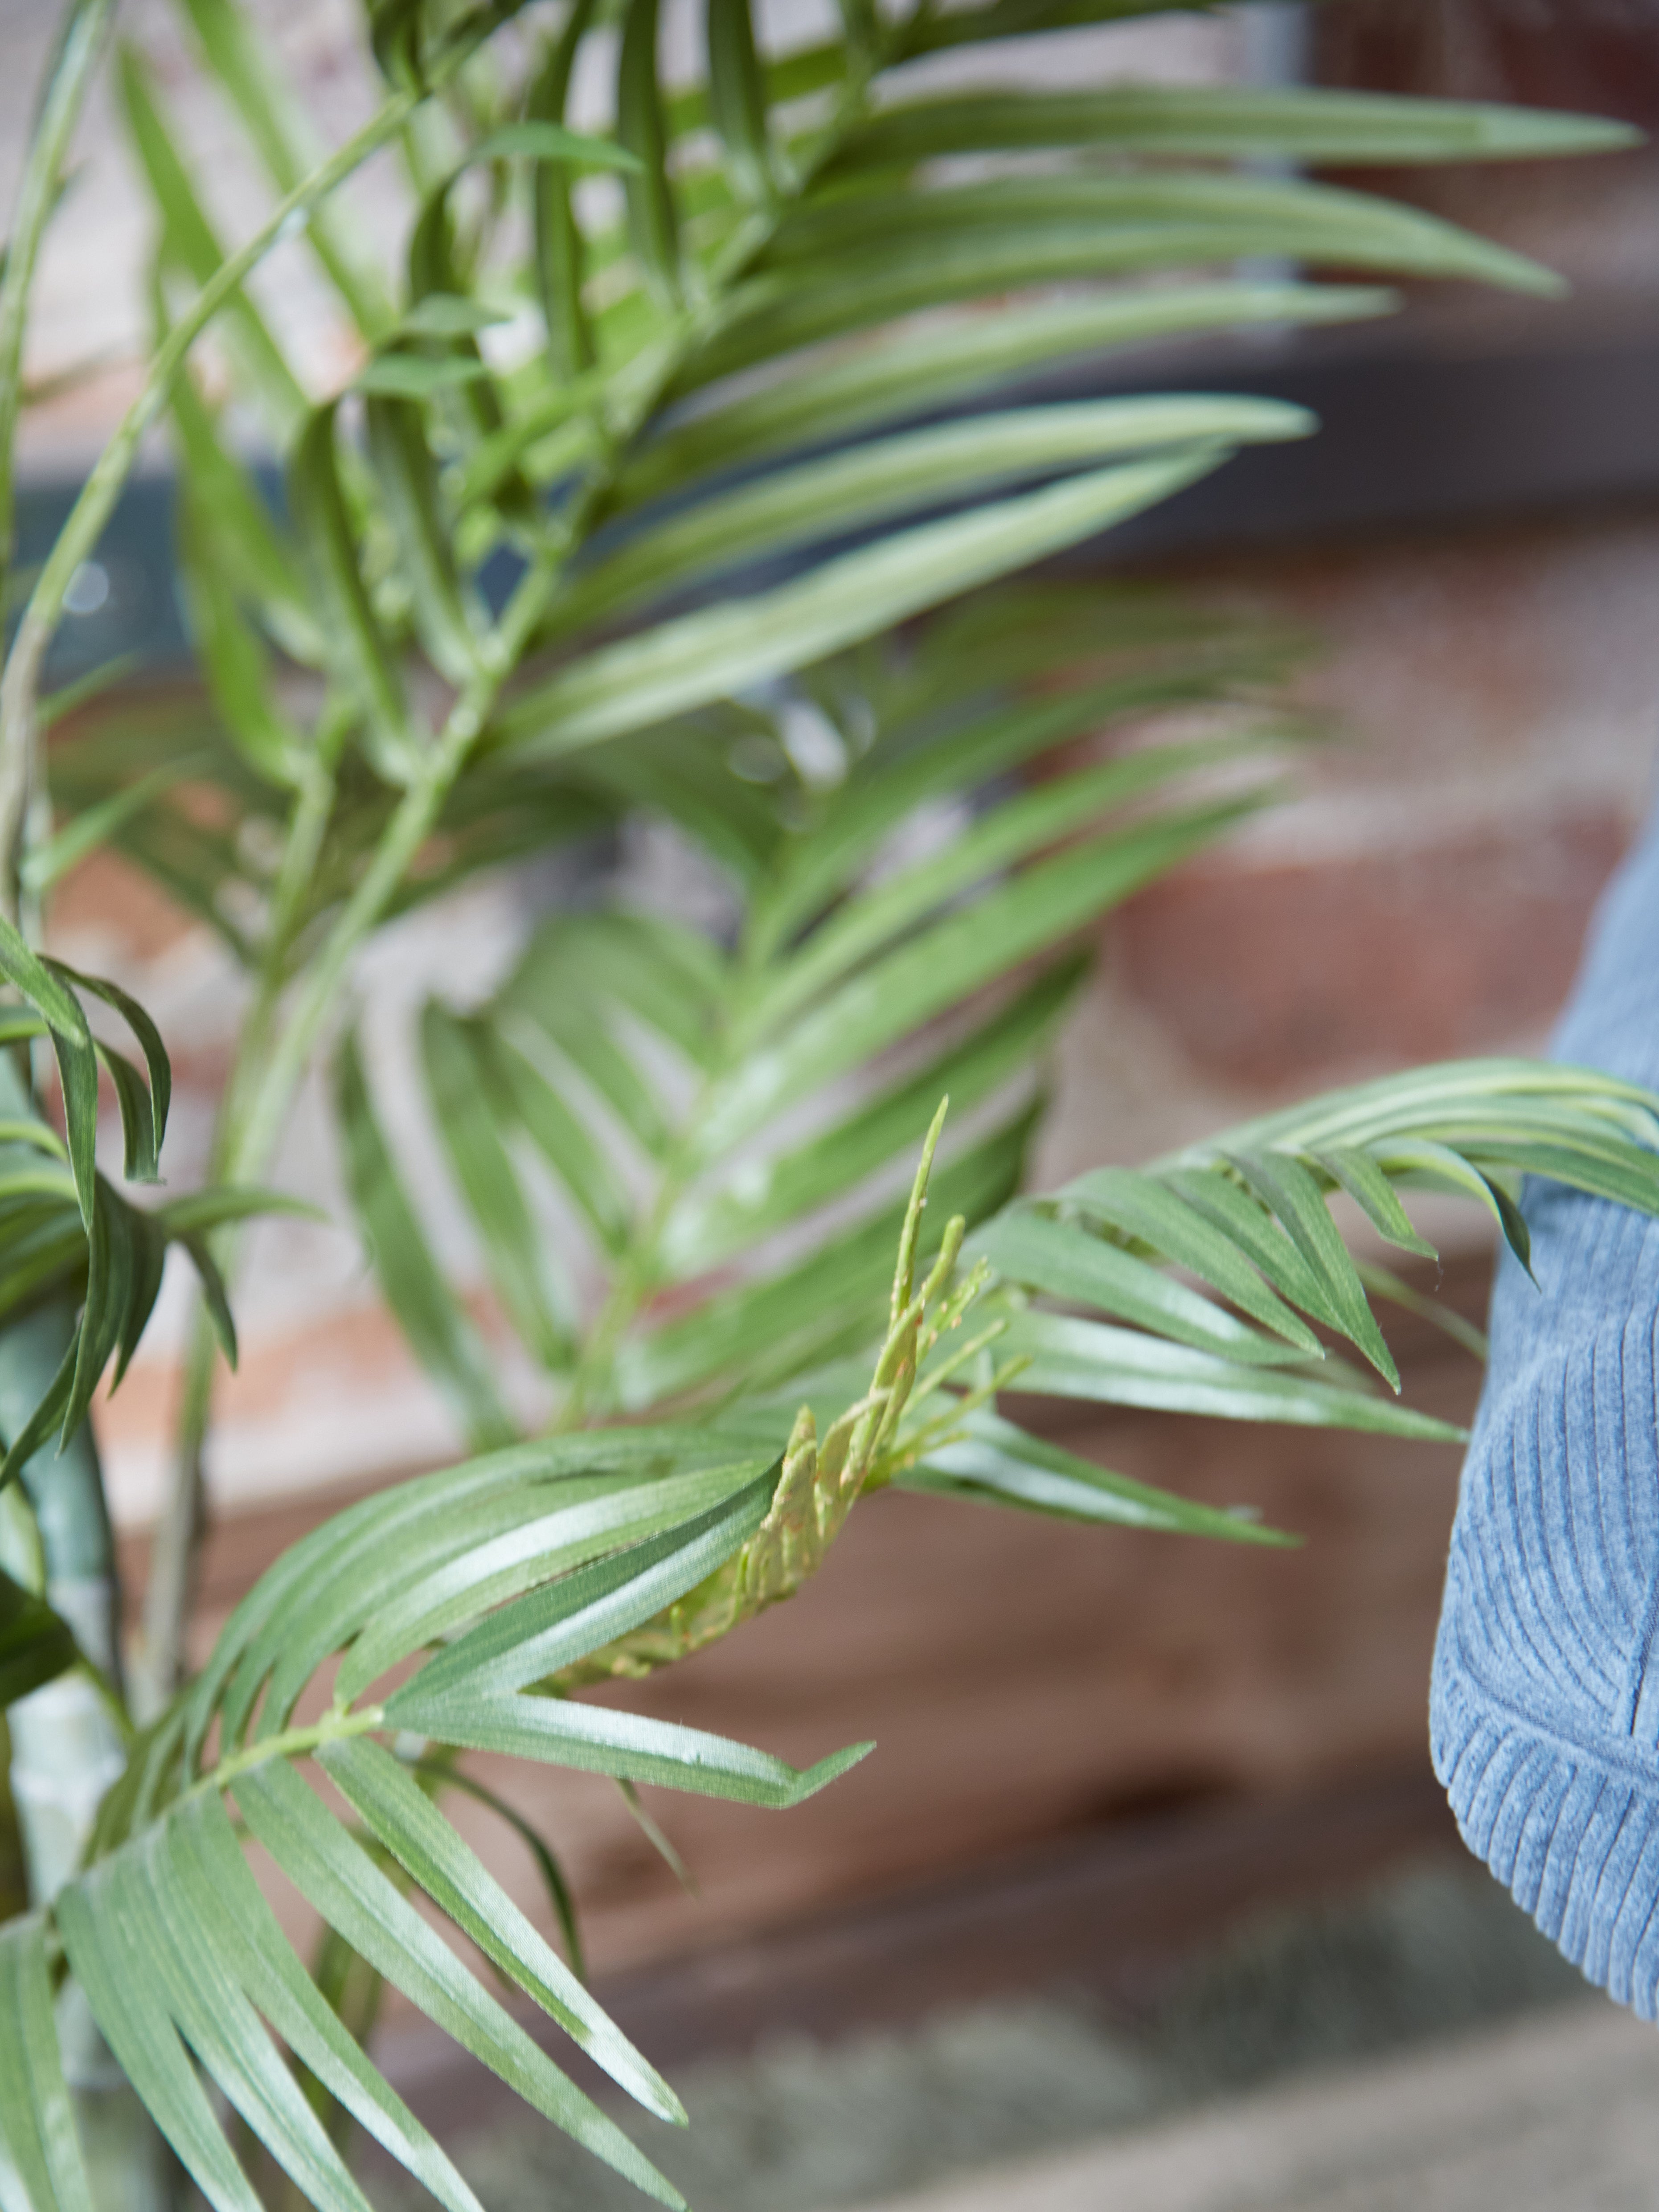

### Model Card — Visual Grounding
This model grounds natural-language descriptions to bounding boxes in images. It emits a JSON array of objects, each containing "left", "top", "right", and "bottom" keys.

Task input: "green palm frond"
[
  {"left": 50, "top": 0, "right": 1626, "bottom": 933},
  {"left": 922, "top": 1062, "right": 1659, "bottom": 1511},
  {"left": 0, "top": 912, "right": 293, "bottom": 1494},
  {"left": 649, "top": 1065, "right": 1659, "bottom": 1558},
  {"left": 0, "top": 1324, "right": 945, "bottom": 2210},
  {"left": 337, "top": 586, "right": 1297, "bottom": 1437}
]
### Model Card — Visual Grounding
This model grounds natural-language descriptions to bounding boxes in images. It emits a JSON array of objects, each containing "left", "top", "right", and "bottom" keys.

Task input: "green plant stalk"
[
  {"left": 135, "top": 745, "right": 342, "bottom": 1704},
  {"left": 0, "top": 0, "right": 119, "bottom": 931},
  {"left": 0, "top": 0, "right": 117, "bottom": 589},
  {"left": 0, "top": 60, "right": 444, "bottom": 926},
  {"left": 134, "top": 14, "right": 904, "bottom": 1691}
]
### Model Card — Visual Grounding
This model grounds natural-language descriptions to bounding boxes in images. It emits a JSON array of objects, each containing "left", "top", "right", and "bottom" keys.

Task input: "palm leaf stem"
[
  {"left": 143, "top": 2, "right": 943, "bottom": 1635},
  {"left": 0, "top": 0, "right": 117, "bottom": 927},
  {"left": 0, "top": 22, "right": 496, "bottom": 938},
  {"left": 136, "top": 748, "right": 344, "bottom": 1705}
]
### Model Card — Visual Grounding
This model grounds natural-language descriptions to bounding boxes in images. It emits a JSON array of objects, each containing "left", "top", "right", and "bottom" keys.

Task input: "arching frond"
[
  {"left": 337, "top": 584, "right": 1299, "bottom": 1437},
  {"left": 54, "top": 0, "right": 1627, "bottom": 915},
  {"left": 0, "top": 914, "right": 291, "bottom": 1491},
  {"left": 1, "top": 2, "right": 1643, "bottom": 2203},
  {"left": 0, "top": 1311, "right": 963, "bottom": 2210}
]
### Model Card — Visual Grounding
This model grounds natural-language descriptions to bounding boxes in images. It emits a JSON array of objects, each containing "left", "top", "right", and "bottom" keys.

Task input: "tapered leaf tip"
[
  {"left": 793, "top": 1741, "right": 877, "bottom": 1801},
  {"left": 891, "top": 1097, "right": 950, "bottom": 1325}
]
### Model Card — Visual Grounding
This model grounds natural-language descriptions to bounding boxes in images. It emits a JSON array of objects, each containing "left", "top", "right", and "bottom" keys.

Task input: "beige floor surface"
[{"left": 868, "top": 2001, "right": 1659, "bottom": 2212}]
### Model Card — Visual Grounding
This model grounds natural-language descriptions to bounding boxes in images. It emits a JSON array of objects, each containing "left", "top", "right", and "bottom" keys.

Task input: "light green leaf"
[
  {"left": 743, "top": 754, "right": 1276, "bottom": 1040},
  {"left": 0, "top": 1915, "right": 97, "bottom": 2212},
  {"left": 333, "top": 1464, "right": 765, "bottom": 1710},
  {"left": 971, "top": 1205, "right": 1299, "bottom": 1367},
  {"left": 661, "top": 955, "right": 1085, "bottom": 1278},
  {"left": 996, "top": 1309, "right": 1466, "bottom": 1440},
  {"left": 398, "top": 293, "right": 511, "bottom": 336},
  {"left": 167, "top": 364, "right": 323, "bottom": 665},
  {"left": 289, "top": 405, "right": 415, "bottom": 784},
  {"left": 179, "top": 0, "right": 394, "bottom": 336},
  {"left": 1225, "top": 1150, "right": 1400, "bottom": 1387},
  {"left": 129, "top": 1828, "right": 376, "bottom": 2212},
  {"left": 420, "top": 1007, "right": 576, "bottom": 1367},
  {"left": 1059, "top": 1164, "right": 1323, "bottom": 1352},
  {"left": 468, "top": 121, "right": 643, "bottom": 172},
  {"left": 57, "top": 1853, "right": 267, "bottom": 2212},
  {"left": 118, "top": 42, "right": 305, "bottom": 440},
  {"left": 698, "top": 798, "right": 1254, "bottom": 1157},
  {"left": 355, "top": 352, "right": 493, "bottom": 397},
  {"left": 410, "top": 1760, "right": 586, "bottom": 1981},
  {"left": 707, "top": 0, "right": 774, "bottom": 202},
  {"left": 365, "top": 393, "right": 482, "bottom": 683},
  {"left": 752, "top": 705, "right": 1272, "bottom": 963},
  {"left": 622, "top": 1109, "right": 1035, "bottom": 1407},
  {"left": 624, "top": 282, "right": 1392, "bottom": 503},
  {"left": 387, "top": 1684, "right": 872, "bottom": 1807},
  {"left": 907, "top": 1409, "right": 1292, "bottom": 1540},
  {"left": 478, "top": 1021, "right": 632, "bottom": 1261},
  {"left": 1313, "top": 1143, "right": 1439, "bottom": 1258},
  {"left": 169, "top": 1794, "right": 486, "bottom": 2212},
  {"left": 235, "top": 1759, "right": 686, "bottom": 2208},
  {"left": 177, "top": 496, "right": 304, "bottom": 785},
  {"left": 389, "top": 1478, "right": 772, "bottom": 1705},
  {"left": 494, "top": 450, "right": 1232, "bottom": 757},
  {"left": 558, "top": 396, "right": 1311, "bottom": 632},
  {"left": 690, "top": 181, "right": 1556, "bottom": 386},
  {"left": 319, "top": 1737, "right": 683, "bottom": 2119},
  {"left": 833, "top": 83, "right": 1639, "bottom": 170}
]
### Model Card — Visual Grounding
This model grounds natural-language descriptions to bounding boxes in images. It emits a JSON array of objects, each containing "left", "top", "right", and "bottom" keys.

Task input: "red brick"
[{"left": 1111, "top": 807, "right": 1627, "bottom": 1091}]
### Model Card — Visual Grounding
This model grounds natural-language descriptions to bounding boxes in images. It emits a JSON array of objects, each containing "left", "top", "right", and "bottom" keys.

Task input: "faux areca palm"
[{"left": 0, "top": 0, "right": 1650, "bottom": 2204}]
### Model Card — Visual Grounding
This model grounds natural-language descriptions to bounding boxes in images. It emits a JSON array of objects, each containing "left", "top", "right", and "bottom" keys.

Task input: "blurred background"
[{"left": 8, "top": 0, "right": 1659, "bottom": 2204}]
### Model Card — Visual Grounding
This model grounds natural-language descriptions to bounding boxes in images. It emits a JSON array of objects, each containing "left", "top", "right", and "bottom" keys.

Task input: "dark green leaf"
[
  {"left": 288, "top": 405, "right": 415, "bottom": 784},
  {"left": 0, "top": 1565, "right": 79, "bottom": 1708},
  {"left": 365, "top": 393, "right": 481, "bottom": 683},
  {"left": 0, "top": 913, "right": 98, "bottom": 1229},
  {"left": 335, "top": 1031, "right": 514, "bottom": 1449}
]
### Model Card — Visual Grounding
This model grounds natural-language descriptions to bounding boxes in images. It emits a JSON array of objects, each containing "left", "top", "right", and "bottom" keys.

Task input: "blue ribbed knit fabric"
[{"left": 1431, "top": 795, "right": 1659, "bottom": 2014}]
